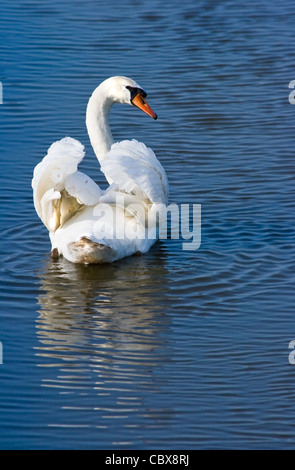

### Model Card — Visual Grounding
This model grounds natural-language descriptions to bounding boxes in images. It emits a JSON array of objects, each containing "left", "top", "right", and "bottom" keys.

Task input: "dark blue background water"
[{"left": 1, "top": 0, "right": 295, "bottom": 449}]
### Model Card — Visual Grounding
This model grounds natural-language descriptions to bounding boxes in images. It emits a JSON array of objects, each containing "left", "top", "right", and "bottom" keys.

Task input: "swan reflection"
[{"left": 35, "top": 248, "right": 173, "bottom": 431}]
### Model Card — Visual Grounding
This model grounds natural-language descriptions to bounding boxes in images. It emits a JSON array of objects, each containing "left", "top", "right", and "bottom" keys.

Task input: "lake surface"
[{"left": 1, "top": 0, "right": 295, "bottom": 450}]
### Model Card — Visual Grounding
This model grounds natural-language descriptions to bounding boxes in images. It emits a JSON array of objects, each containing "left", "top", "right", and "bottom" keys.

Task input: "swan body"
[{"left": 32, "top": 76, "right": 169, "bottom": 264}]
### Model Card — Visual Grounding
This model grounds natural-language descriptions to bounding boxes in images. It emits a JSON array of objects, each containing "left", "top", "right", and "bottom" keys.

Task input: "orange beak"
[{"left": 132, "top": 93, "right": 158, "bottom": 120}]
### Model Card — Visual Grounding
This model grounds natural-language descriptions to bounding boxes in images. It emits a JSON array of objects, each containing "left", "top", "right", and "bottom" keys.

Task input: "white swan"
[{"left": 32, "top": 76, "right": 169, "bottom": 264}]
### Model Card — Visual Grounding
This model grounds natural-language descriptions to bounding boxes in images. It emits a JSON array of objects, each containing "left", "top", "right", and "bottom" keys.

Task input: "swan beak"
[{"left": 132, "top": 93, "right": 158, "bottom": 120}]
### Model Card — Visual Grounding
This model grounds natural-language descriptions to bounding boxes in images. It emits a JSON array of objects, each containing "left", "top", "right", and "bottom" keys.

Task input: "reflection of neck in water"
[{"left": 36, "top": 246, "right": 171, "bottom": 396}]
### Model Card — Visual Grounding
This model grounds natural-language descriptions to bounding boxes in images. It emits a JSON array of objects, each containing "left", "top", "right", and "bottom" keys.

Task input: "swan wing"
[
  {"left": 100, "top": 140, "right": 169, "bottom": 205},
  {"left": 32, "top": 137, "right": 102, "bottom": 232}
]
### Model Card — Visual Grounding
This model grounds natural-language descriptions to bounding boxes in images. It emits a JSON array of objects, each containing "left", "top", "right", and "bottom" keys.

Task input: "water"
[{"left": 1, "top": 0, "right": 295, "bottom": 450}]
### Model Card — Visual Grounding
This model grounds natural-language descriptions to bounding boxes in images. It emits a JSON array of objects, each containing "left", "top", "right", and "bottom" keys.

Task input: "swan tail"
[{"left": 68, "top": 237, "right": 113, "bottom": 264}]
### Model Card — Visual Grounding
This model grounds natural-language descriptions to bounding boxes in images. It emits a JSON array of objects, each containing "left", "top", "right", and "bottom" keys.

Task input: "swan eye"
[{"left": 126, "top": 86, "right": 147, "bottom": 102}]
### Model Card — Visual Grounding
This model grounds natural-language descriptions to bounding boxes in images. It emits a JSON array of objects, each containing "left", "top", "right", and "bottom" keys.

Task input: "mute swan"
[{"left": 32, "top": 76, "right": 169, "bottom": 264}]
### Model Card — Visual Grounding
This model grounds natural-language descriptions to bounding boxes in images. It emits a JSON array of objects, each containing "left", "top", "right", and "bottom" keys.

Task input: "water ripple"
[{"left": 1, "top": 0, "right": 295, "bottom": 450}]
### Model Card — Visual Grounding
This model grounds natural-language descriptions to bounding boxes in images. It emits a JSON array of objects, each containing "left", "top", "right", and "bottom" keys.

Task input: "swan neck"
[{"left": 86, "top": 84, "right": 115, "bottom": 163}]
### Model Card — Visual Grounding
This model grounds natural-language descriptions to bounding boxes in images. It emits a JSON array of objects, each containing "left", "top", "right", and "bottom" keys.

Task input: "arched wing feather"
[
  {"left": 32, "top": 137, "right": 102, "bottom": 232},
  {"left": 100, "top": 140, "right": 169, "bottom": 205}
]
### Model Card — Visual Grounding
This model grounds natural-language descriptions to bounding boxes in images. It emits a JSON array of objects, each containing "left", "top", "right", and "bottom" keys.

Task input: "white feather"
[
  {"left": 65, "top": 172, "right": 102, "bottom": 206},
  {"left": 101, "top": 140, "right": 169, "bottom": 205},
  {"left": 32, "top": 137, "right": 102, "bottom": 231}
]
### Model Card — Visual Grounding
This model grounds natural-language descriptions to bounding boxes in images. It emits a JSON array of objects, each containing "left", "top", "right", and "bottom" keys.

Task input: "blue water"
[{"left": 1, "top": 0, "right": 295, "bottom": 450}]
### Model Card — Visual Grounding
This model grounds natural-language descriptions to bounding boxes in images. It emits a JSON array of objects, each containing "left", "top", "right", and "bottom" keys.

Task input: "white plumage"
[
  {"left": 101, "top": 140, "right": 168, "bottom": 204},
  {"left": 32, "top": 77, "right": 169, "bottom": 264}
]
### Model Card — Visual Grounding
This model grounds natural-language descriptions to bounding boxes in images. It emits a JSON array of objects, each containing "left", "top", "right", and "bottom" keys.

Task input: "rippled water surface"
[{"left": 1, "top": 0, "right": 295, "bottom": 450}]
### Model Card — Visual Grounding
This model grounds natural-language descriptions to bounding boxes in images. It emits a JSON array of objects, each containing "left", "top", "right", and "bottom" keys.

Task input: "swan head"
[{"left": 105, "top": 76, "right": 158, "bottom": 120}]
